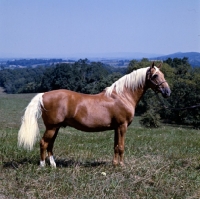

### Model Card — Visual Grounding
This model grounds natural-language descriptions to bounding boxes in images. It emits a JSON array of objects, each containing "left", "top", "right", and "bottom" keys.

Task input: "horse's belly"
[{"left": 65, "top": 117, "right": 113, "bottom": 132}]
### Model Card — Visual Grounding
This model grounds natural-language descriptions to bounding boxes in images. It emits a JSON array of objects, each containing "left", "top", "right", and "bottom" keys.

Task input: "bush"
[{"left": 140, "top": 109, "right": 161, "bottom": 128}]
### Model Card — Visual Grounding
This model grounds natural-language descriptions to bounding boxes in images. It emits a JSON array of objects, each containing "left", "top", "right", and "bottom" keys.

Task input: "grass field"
[{"left": 1, "top": 92, "right": 200, "bottom": 198}]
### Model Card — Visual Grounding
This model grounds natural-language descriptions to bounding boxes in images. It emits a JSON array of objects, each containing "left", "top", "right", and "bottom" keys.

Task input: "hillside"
[
  {"left": 1, "top": 52, "right": 200, "bottom": 69},
  {"left": 152, "top": 52, "right": 200, "bottom": 67}
]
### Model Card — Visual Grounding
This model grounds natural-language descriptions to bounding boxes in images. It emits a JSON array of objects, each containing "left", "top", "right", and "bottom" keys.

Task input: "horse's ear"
[
  {"left": 157, "top": 63, "right": 162, "bottom": 69},
  {"left": 150, "top": 62, "right": 155, "bottom": 68}
]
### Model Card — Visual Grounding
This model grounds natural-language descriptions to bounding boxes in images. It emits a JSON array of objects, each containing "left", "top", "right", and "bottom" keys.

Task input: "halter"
[
  {"left": 150, "top": 77, "right": 167, "bottom": 90},
  {"left": 148, "top": 69, "right": 167, "bottom": 93}
]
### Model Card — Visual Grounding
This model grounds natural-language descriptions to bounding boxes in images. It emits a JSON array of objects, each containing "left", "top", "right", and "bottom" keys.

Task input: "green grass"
[{"left": 1, "top": 93, "right": 200, "bottom": 198}]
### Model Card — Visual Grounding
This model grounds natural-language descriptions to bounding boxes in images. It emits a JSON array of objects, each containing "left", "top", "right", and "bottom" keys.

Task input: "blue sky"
[{"left": 0, "top": 0, "right": 199, "bottom": 58}]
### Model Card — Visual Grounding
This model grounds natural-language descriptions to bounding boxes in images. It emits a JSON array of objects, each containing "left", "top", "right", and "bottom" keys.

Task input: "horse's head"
[{"left": 147, "top": 62, "right": 171, "bottom": 98}]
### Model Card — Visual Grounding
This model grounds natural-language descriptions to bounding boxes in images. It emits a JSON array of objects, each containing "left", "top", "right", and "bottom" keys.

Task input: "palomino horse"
[{"left": 18, "top": 62, "right": 171, "bottom": 167}]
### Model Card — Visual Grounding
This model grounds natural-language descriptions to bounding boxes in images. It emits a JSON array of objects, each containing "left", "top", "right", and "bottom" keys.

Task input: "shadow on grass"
[
  {"left": 56, "top": 158, "right": 108, "bottom": 168},
  {"left": 3, "top": 158, "right": 108, "bottom": 169},
  {"left": 3, "top": 157, "right": 37, "bottom": 169},
  {"left": 195, "top": 165, "right": 200, "bottom": 170}
]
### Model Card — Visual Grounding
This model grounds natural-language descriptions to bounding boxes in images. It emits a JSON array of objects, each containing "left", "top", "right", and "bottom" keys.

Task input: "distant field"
[
  {"left": 1, "top": 93, "right": 200, "bottom": 198},
  {"left": 0, "top": 87, "right": 5, "bottom": 94}
]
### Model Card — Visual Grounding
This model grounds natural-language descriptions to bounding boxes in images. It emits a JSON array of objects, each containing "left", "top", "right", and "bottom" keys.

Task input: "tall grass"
[{"left": 1, "top": 93, "right": 200, "bottom": 198}]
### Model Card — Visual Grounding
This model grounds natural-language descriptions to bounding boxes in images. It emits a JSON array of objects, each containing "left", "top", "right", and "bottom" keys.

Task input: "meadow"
[{"left": 1, "top": 92, "right": 200, "bottom": 198}]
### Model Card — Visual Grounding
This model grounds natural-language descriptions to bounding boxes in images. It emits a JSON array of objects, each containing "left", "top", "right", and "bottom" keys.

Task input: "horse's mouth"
[
  {"left": 162, "top": 93, "right": 170, "bottom": 98},
  {"left": 161, "top": 88, "right": 171, "bottom": 98}
]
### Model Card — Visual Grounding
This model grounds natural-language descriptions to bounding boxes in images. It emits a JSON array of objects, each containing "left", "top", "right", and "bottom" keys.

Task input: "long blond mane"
[{"left": 105, "top": 67, "right": 150, "bottom": 96}]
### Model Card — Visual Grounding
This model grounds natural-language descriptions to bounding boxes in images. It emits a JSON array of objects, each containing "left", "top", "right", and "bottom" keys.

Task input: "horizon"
[
  {"left": 1, "top": 51, "right": 199, "bottom": 61},
  {"left": 0, "top": 1, "right": 199, "bottom": 58}
]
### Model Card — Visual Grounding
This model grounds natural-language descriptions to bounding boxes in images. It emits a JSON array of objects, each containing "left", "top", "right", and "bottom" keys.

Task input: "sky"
[{"left": 0, "top": 0, "right": 200, "bottom": 58}]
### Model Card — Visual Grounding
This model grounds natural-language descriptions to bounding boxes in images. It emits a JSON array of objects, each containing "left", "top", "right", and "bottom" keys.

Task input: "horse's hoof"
[
  {"left": 119, "top": 162, "right": 125, "bottom": 167},
  {"left": 40, "top": 160, "right": 46, "bottom": 167},
  {"left": 50, "top": 162, "right": 57, "bottom": 168},
  {"left": 112, "top": 161, "right": 118, "bottom": 166}
]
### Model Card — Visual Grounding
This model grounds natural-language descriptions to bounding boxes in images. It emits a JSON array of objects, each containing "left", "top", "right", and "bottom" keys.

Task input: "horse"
[{"left": 18, "top": 62, "right": 171, "bottom": 167}]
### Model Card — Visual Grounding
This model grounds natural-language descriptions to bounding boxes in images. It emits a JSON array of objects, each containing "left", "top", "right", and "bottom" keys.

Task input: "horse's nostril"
[
  {"left": 167, "top": 88, "right": 171, "bottom": 95},
  {"left": 165, "top": 88, "right": 171, "bottom": 97}
]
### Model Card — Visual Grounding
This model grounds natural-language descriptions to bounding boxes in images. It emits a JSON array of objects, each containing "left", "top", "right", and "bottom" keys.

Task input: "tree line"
[
  {"left": 0, "top": 57, "right": 200, "bottom": 128},
  {"left": 6, "top": 58, "right": 64, "bottom": 67},
  {"left": 0, "top": 59, "right": 124, "bottom": 94}
]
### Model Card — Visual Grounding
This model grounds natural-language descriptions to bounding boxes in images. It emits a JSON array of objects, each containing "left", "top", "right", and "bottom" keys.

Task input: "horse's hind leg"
[
  {"left": 40, "top": 127, "right": 59, "bottom": 167},
  {"left": 47, "top": 127, "right": 59, "bottom": 167}
]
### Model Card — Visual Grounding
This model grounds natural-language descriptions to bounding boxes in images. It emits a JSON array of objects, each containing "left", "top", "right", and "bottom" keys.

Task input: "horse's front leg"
[{"left": 113, "top": 123, "right": 127, "bottom": 166}]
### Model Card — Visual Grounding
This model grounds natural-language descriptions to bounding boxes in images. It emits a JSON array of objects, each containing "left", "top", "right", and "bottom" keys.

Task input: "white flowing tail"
[{"left": 18, "top": 93, "right": 44, "bottom": 150}]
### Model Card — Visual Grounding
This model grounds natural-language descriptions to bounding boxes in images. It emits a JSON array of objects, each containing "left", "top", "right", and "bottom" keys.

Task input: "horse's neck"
[{"left": 124, "top": 85, "right": 147, "bottom": 107}]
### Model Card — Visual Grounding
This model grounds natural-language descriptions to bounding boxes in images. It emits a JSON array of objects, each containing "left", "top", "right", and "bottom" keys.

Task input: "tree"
[{"left": 127, "top": 58, "right": 151, "bottom": 74}]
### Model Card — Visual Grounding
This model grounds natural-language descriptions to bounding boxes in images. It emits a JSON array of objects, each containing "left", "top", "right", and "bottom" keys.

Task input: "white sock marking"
[
  {"left": 40, "top": 160, "right": 46, "bottom": 167},
  {"left": 49, "top": 156, "right": 56, "bottom": 168}
]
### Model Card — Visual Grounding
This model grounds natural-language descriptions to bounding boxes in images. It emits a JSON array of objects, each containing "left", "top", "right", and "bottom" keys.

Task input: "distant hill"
[
  {"left": 83, "top": 52, "right": 200, "bottom": 67},
  {"left": 1, "top": 52, "right": 200, "bottom": 68},
  {"left": 151, "top": 52, "right": 200, "bottom": 67}
]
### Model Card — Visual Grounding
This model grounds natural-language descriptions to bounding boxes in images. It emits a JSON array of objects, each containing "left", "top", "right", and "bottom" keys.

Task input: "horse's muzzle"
[{"left": 161, "top": 87, "right": 171, "bottom": 98}]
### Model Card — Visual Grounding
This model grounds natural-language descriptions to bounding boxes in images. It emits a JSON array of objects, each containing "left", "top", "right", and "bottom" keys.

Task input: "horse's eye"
[{"left": 152, "top": 74, "right": 158, "bottom": 79}]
